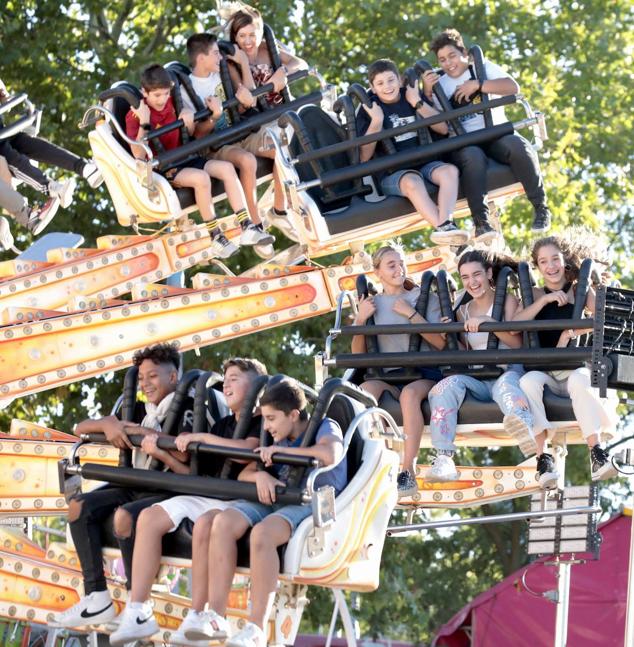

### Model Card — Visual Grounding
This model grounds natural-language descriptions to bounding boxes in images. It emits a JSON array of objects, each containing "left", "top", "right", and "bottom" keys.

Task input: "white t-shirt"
[
  {"left": 180, "top": 72, "right": 228, "bottom": 130},
  {"left": 435, "top": 60, "right": 514, "bottom": 133}
]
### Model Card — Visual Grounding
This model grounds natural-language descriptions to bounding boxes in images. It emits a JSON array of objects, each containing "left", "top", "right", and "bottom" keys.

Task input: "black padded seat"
[
  {"left": 322, "top": 159, "right": 515, "bottom": 236},
  {"left": 174, "top": 157, "right": 274, "bottom": 210},
  {"left": 378, "top": 385, "right": 575, "bottom": 427}
]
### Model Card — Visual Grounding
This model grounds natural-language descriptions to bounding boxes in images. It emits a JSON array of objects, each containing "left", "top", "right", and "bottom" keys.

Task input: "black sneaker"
[
  {"left": 430, "top": 220, "right": 470, "bottom": 246},
  {"left": 531, "top": 206, "right": 552, "bottom": 233},
  {"left": 396, "top": 469, "right": 418, "bottom": 499},
  {"left": 536, "top": 453, "right": 559, "bottom": 490},
  {"left": 590, "top": 445, "right": 617, "bottom": 481},
  {"left": 474, "top": 221, "right": 499, "bottom": 243}
]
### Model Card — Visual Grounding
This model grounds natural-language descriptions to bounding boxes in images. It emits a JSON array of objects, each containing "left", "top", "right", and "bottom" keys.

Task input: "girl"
[
  {"left": 426, "top": 250, "right": 537, "bottom": 482},
  {"left": 351, "top": 243, "right": 446, "bottom": 499},
  {"left": 514, "top": 235, "right": 617, "bottom": 485}
]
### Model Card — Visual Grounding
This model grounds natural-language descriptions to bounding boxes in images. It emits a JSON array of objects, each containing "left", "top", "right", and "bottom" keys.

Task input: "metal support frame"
[{"left": 325, "top": 589, "right": 358, "bottom": 647}]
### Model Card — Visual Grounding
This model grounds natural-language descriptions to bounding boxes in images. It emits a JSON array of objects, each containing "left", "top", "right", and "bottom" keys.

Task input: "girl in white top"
[
  {"left": 426, "top": 250, "right": 536, "bottom": 483},
  {"left": 352, "top": 243, "right": 446, "bottom": 499}
]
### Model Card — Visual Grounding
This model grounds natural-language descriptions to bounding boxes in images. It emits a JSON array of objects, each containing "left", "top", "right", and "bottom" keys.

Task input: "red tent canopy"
[{"left": 433, "top": 511, "right": 630, "bottom": 647}]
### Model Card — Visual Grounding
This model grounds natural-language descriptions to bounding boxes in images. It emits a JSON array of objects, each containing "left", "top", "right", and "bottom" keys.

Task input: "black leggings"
[
  {"left": 450, "top": 132, "right": 546, "bottom": 224},
  {"left": 68, "top": 486, "right": 169, "bottom": 594},
  {"left": 0, "top": 132, "right": 86, "bottom": 194}
]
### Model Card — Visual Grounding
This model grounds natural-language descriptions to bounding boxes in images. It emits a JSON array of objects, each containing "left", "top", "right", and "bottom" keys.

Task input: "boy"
[
  {"left": 425, "top": 29, "right": 552, "bottom": 234},
  {"left": 125, "top": 64, "right": 259, "bottom": 259},
  {"left": 184, "top": 378, "right": 346, "bottom": 647},
  {"left": 110, "top": 357, "right": 267, "bottom": 646},
  {"left": 356, "top": 59, "right": 469, "bottom": 247},
  {"left": 0, "top": 155, "right": 59, "bottom": 246},
  {"left": 51, "top": 343, "right": 194, "bottom": 630},
  {"left": 181, "top": 33, "right": 273, "bottom": 246},
  {"left": 0, "top": 78, "right": 102, "bottom": 209}
]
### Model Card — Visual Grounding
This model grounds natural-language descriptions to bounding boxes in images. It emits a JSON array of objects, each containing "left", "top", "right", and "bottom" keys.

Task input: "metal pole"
[
  {"left": 624, "top": 499, "right": 634, "bottom": 645},
  {"left": 324, "top": 590, "right": 340, "bottom": 647},
  {"left": 332, "top": 589, "right": 358, "bottom": 647},
  {"left": 386, "top": 505, "right": 601, "bottom": 536},
  {"left": 554, "top": 561, "right": 572, "bottom": 647}
]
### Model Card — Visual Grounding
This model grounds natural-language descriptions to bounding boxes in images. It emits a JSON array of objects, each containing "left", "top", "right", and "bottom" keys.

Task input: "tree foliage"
[{"left": 1, "top": 1, "right": 633, "bottom": 643}]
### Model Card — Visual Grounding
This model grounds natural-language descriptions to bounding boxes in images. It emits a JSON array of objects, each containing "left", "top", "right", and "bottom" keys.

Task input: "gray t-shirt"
[{"left": 373, "top": 288, "right": 441, "bottom": 368}]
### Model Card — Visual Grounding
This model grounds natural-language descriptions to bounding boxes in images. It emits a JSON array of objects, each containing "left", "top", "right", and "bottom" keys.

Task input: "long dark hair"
[
  {"left": 457, "top": 249, "right": 519, "bottom": 283},
  {"left": 228, "top": 7, "right": 262, "bottom": 43}
]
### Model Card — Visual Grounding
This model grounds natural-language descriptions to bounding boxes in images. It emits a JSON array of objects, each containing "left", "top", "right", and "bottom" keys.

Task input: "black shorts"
[{"left": 162, "top": 155, "right": 207, "bottom": 181}]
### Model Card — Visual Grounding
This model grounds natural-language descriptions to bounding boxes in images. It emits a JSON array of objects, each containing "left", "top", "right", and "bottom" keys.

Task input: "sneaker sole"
[
  {"left": 592, "top": 462, "right": 618, "bottom": 481},
  {"left": 31, "top": 199, "right": 61, "bottom": 236},
  {"left": 430, "top": 231, "right": 470, "bottom": 246},
  {"left": 424, "top": 471, "right": 459, "bottom": 483},
  {"left": 49, "top": 606, "right": 117, "bottom": 629},
  {"left": 240, "top": 233, "right": 275, "bottom": 246},
  {"left": 185, "top": 628, "right": 227, "bottom": 641},
  {"left": 210, "top": 244, "right": 239, "bottom": 259},
  {"left": 474, "top": 230, "right": 500, "bottom": 244},
  {"left": 503, "top": 414, "right": 538, "bottom": 457},
  {"left": 397, "top": 485, "right": 419, "bottom": 500},
  {"left": 538, "top": 471, "right": 559, "bottom": 490},
  {"left": 110, "top": 621, "right": 158, "bottom": 646},
  {"left": 531, "top": 223, "right": 551, "bottom": 234}
]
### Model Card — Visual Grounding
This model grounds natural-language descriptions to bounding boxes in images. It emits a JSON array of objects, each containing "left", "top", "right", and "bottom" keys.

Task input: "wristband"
[
  {"left": 140, "top": 122, "right": 151, "bottom": 131},
  {"left": 478, "top": 80, "right": 483, "bottom": 92},
  {"left": 408, "top": 311, "right": 417, "bottom": 321},
  {"left": 414, "top": 100, "right": 424, "bottom": 111}
]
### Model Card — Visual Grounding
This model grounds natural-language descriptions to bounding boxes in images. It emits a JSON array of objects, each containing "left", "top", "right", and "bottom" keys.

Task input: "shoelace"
[{"left": 592, "top": 446, "right": 609, "bottom": 463}]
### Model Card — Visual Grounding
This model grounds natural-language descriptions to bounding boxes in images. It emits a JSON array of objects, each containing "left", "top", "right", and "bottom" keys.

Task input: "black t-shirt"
[
  {"left": 199, "top": 413, "right": 262, "bottom": 479},
  {"left": 356, "top": 87, "right": 429, "bottom": 178}
]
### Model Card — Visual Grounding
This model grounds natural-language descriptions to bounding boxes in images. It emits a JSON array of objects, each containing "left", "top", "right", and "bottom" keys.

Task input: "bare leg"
[
  {"left": 222, "top": 148, "right": 260, "bottom": 223},
  {"left": 172, "top": 168, "right": 214, "bottom": 222},
  {"left": 399, "top": 172, "right": 441, "bottom": 227},
  {"left": 208, "top": 509, "right": 250, "bottom": 614},
  {"left": 400, "top": 379, "right": 435, "bottom": 473},
  {"left": 256, "top": 146, "right": 285, "bottom": 212},
  {"left": 248, "top": 516, "right": 292, "bottom": 630},
  {"left": 360, "top": 379, "right": 400, "bottom": 402},
  {"left": 190, "top": 509, "right": 221, "bottom": 611},
  {"left": 0, "top": 156, "right": 11, "bottom": 183},
  {"left": 430, "top": 164, "right": 459, "bottom": 222},
  {"left": 535, "top": 431, "right": 547, "bottom": 455},
  {"left": 203, "top": 160, "right": 247, "bottom": 215},
  {"left": 128, "top": 506, "right": 173, "bottom": 603}
]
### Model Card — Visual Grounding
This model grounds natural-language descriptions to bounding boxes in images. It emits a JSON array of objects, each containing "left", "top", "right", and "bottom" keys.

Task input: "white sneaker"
[
  {"left": 82, "top": 161, "right": 104, "bottom": 188},
  {"left": 430, "top": 221, "right": 470, "bottom": 246},
  {"left": 226, "top": 621, "right": 266, "bottom": 647},
  {"left": 169, "top": 609, "right": 210, "bottom": 646},
  {"left": 49, "top": 589, "right": 116, "bottom": 628},
  {"left": 503, "top": 414, "right": 538, "bottom": 457},
  {"left": 210, "top": 232, "right": 239, "bottom": 259},
  {"left": 240, "top": 222, "right": 275, "bottom": 246},
  {"left": 0, "top": 216, "right": 14, "bottom": 251},
  {"left": 184, "top": 608, "right": 230, "bottom": 641},
  {"left": 48, "top": 177, "right": 77, "bottom": 208},
  {"left": 266, "top": 207, "right": 296, "bottom": 239},
  {"left": 27, "top": 197, "right": 60, "bottom": 235},
  {"left": 425, "top": 454, "right": 459, "bottom": 482},
  {"left": 109, "top": 601, "right": 158, "bottom": 646}
]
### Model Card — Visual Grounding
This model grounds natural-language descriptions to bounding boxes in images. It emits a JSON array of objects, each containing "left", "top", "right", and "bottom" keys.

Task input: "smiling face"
[
  {"left": 142, "top": 86, "right": 171, "bottom": 112},
  {"left": 261, "top": 403, "right": 298, "bottom": 443},
  {"left": 138, "top": 359, "right": 177, "bottom": 405},
  {"left": 198, "top": 42, "right": 222, "bottom": 75},
  {"left": 374, "top": 250, "right": 407, "bottom": 290},
  {"left": 459, "top": 261, "right": 493, "bottom": 299},
  {"left": 234, "top": 21, "right": 263, "bottom": 58},
  {"left": 436, "top": 44, "right": 470, "bottom": 78},
  {"left": 369, "top": 70, "right": 401, "bottom": 104},
  {"left": 222, "top": 365, "right": 253, "bottom": 414},
  {"left": 535, "top": 243, "right": 567, "bottom": 288}
]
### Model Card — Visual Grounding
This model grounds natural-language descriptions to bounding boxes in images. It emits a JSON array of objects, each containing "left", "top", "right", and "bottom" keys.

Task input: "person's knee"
[
  {"left": 136, "top": 505, "right": 160, "bottom": 532},
  {"left": 113, "top": 507, "right": 133, "bottom": 539},
  {"left": 430, "top": 375, "right": 459, "bottom": 399},
  {"left": 193, "top": 512, "right": 215, "bottom": 541},
  {"left": 250, "top": 522, "right": 274, "bottom": 552},
  {"left": 67, "top": 498, "right": 83, "bottom": 523},
  {"left": 435, "top": 164, "right": 459, "bottom": 184},
  {"left": 567, "top": 370, "right": 589, "bottom": 395},
  {"left": 191, "top": 170, "right": 211, "bottom": 189},
  {"left": 519, "top": 374, "right": 540, "bottom": 395},
  {"left": 399, "top": 173, "right": 423, "bottom": 196},
  {"left": 211, "top": 511, "right": 239, "bottom": 540},
  {"left": 237, "top": 152, "right": 257, "bottom": 176}
]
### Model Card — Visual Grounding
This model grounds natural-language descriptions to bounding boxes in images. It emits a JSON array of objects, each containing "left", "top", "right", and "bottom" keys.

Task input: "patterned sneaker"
[
  {"left": 396, "top": 469, "right": 418, "bottom": 499},
  {"left": 474, "top": 222, "right": 499, "bottom": 244},
  {"left": 425, "top": 454, "right": 459, "bottom": 482},
  {"left": 26, "top": 197, "right": 60, "bottom": 235},
  {"left": 531, "top": 206, "right": 552, "bottom": 233},
  {"left": 590, "top": 445, "right": 617, "bottom": 481},
  {"left": 169, "top": 609, "right": 210, "bottom": 646},
  {"left": 226, "top": 621, "right": 266, "bottom": 647},
  {"left": 430, "top": 220, "right": 470, "bottom": 246},
  {"left": 0, "top": 216, "right": 14, "bottom": 251},
  {"left": 210, "top": 232, "right": 239, "bottom": 259},
  {"left": 240, "top": 222, "right": 275, "bottom": 246},
  {"left": 185, "top": 609, "right": 230, "bottom": 641},
  {"left": 48, "top": 177, "right": 77, "bottom": 209},
  {"left": 536, "top": 453, "right": 559, "bottom": 490},
  {"left": 49, "top": 589, "right": 116, "bottom": 628},
  {"left": 503, "top": 414, "right": 538, "bottom": 457},
  {"left": 109, "top": 601, "right": 158, "bottom": 646},
  {"left": 82, "top": 161, "right": 104, "bottom": 188}
]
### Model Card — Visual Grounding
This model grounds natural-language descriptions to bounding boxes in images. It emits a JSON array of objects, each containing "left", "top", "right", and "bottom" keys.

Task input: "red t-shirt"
[{"left": 125, "top": 96, "right": 181, "bottom": 156}]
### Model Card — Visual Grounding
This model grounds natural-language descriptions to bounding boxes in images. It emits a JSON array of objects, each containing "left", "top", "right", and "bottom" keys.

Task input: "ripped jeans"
[{"left": 428, "top": 370, "right": 531, "bottom": 451}]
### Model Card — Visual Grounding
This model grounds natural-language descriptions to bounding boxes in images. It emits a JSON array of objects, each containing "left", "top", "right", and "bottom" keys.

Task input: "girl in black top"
[{"left": 512, "top": 235, "right": 617, "bottom": 487}]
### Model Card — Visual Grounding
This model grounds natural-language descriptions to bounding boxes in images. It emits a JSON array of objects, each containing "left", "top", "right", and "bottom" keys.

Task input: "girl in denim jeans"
[{"left": 426, "top": 249, "right": 536, "bottom": 482}]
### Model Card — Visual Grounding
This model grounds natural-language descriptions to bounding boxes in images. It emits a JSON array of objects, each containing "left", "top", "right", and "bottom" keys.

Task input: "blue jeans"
[{"left": 428, "top": 370, "right": 531, "bottom": 451}]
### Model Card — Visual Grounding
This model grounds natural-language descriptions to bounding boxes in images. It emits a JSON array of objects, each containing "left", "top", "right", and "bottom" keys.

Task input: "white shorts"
[{"left": 154, "top": 495, "right": 229, "bottom": 532}]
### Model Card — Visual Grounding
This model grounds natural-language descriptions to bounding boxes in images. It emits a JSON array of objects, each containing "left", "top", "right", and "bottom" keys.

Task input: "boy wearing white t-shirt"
[
  {"left": 424, "top": 28, "right": 552, "bottom": 235},
  {"left": 181, "top": 33, "right": 272, "bottom": 246}
]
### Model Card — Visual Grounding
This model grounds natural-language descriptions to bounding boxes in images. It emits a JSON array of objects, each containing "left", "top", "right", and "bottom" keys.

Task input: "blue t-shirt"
[{"left": 273, "top": 417, "right": 347, "bottom": 495}]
